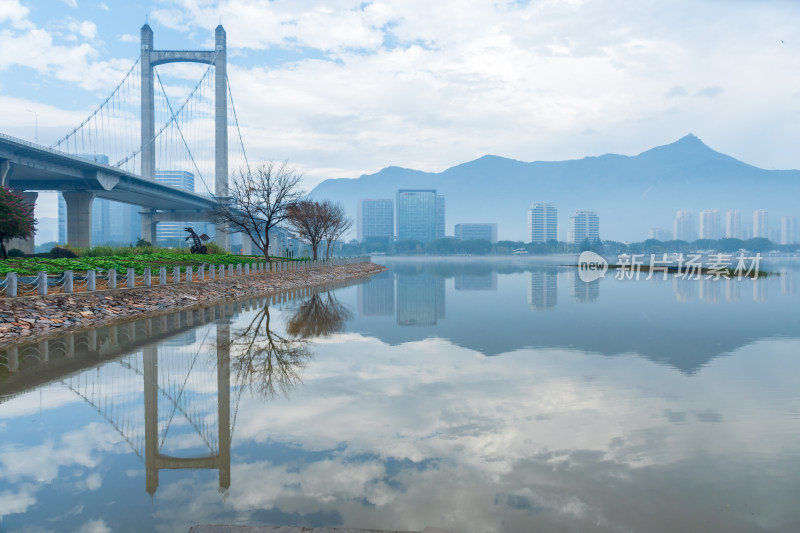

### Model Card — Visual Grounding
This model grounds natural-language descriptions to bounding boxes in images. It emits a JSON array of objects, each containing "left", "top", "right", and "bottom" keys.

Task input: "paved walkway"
[
  {"left": 0, "top": 262, "right": 386, "bottom": 348},
  {"left": 189, "top": 525, "right": 456, "bottom": 533}
]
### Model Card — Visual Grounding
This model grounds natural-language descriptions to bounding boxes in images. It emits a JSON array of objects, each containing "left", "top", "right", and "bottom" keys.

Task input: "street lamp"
[{"left": 27, "top": 109, "right": 38, "bottom": 144}]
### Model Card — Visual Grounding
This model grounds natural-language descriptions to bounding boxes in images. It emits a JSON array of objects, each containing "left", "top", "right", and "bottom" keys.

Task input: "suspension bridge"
[{"left": 0, "top": 24, "right": 251, "bottom": 251}]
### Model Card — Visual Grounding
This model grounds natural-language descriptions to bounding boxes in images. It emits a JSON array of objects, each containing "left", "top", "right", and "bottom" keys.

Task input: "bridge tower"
[{"left": 139, "top": 24, "right": 229, "bottom": 250}]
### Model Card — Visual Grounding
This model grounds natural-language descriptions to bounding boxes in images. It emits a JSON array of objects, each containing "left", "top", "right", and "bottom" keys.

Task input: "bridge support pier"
[
  {"left": 7, "top": 191, "right": 37, "bottom": 255},
  {"left": 141, "top": 209, "right": 158, "bottom": 246},
  {"left": 62, "top": 191, "right": 95, "bottom": 249}
]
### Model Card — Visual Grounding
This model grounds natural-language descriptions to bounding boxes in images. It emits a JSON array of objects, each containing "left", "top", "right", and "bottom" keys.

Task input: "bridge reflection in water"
[{"left": 0, "top": 284, "right": 351, "bottom": 495}]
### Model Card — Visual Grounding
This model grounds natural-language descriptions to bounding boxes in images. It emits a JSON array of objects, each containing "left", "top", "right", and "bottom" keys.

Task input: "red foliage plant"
[{"left": 0, "top": 187, "right": 36, "bottom": 260}]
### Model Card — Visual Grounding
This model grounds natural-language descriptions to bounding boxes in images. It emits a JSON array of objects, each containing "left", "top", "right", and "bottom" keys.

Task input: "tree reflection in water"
[
  {"left": 230, "top": 289, "right": 352, "bottom": 398},
  {"left": 286, "top": 290, "right": 353, "bottom": 338}
]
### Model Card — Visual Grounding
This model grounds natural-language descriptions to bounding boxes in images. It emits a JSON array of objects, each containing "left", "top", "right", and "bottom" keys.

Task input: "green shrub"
[
  {"left": 7, "top": 248, "right": 25, "bottom": 258},
  {"left": 50, "top": 246, "right": 79, "bottom": 258}
]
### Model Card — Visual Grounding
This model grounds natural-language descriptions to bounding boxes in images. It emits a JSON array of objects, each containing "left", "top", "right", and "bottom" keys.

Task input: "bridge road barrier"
[{"left": 0, "top": 257, "right": 369, "bottom": 299}]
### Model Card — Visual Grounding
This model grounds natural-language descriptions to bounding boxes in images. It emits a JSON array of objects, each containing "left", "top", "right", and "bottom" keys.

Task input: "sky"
[{"left": 3, "top": 0, "right": 800, "bottom": 221}]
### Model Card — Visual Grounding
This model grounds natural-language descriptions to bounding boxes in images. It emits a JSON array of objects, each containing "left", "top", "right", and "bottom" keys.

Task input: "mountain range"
[{"left": 309, "top": 134, "right": 800, "bottom": 242}]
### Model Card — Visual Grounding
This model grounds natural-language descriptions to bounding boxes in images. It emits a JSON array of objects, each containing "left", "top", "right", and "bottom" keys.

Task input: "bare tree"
[
  {"left": 286, "top": 200, "right": 328, "bottom": 260},
  {"left": 322, "top": 202, "right": 352, "bottom": 259},
  {"left": 214, "top": 161, "right": 303, "bottom": 260}
]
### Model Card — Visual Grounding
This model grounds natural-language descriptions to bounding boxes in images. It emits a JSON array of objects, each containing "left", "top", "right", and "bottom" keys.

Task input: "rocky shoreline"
[{"left": 0, "top": 262, "right": 386, "bottom": 348}]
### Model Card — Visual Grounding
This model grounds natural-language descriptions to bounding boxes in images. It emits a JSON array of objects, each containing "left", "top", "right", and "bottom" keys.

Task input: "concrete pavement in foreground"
[{"left": 189, "top": 527, "right": 459, "bottom": 533}]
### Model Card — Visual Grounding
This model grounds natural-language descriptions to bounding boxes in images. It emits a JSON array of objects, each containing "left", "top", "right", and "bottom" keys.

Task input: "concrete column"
[
  {"left": 214, "top": 25, "right": 229, "bottom": 251},
  {"left": 6, "top": 191, "right": 37, "bottom": 254},
  {"left": 140, "top": 209, "right": 158, "bottom": 246},
  {"left": 238, "top": 234, "right": 252, "bottom": 255},
  {"left": 62, "top": 191, "right": 95, "bottom": 249},
  {"left": 141, "top": 24, "right": 155, "bottom": 181}
]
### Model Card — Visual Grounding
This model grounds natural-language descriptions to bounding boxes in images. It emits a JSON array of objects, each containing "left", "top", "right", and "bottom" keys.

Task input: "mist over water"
[{"left": 1, "top": 257, "right": 799, "bottom": 532}]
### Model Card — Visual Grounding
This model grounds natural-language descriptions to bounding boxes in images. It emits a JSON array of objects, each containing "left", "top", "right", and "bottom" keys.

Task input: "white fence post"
[
  {"left": 186, "top": 266, "right": 193, "bottom": 283},
  {"left": 173, "top": 267, "right": 180, "bottom": 283},
  {"left": 159, "top": 267, "right": 167, "bottom": 285},
  {"left": 37, "top": 271, "right": 48, "bottom": 296},
  {"left": 143, "top": 267, "right": 151, "bottom": 287},
  {"left": 199, "top": 264, "right": 205, "bottom": 281},
  {"left": 6, "top": 273, "right": 17, "bottom": 298},
  {"left": 63, "top": 270, "right": 73, "bottom": 293},
  {"left": 127, "top": 268, "right": 136, "bottom": 288},
  {"left": 210, "top": 264, "right": 216, "bottom": 279},
  {"left": 228, "top": 264, "right": 233, "bottom": 277},
  {"left": 237, "top": 264, "right": 242, "bottom": 276},
  {"left": 87, "top": 270, "right": 96, "bottom": 292},
  {"left": 108, "top": 269, "right": 117, "bottom": 290}
]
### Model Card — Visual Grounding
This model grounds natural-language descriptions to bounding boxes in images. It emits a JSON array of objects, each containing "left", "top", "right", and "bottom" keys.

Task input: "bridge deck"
[{"left": 0, "top": 133, "right": 218, "bottom": 211}]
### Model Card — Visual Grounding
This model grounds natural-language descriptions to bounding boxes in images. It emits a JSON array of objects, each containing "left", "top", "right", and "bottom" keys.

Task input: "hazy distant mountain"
[{"left": 310, "top": 134, "right": 800, "bottom": 242}]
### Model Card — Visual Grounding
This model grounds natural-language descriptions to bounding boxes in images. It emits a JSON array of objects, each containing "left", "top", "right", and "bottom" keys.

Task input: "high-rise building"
[
  {"left": 397, "top": 189, "right": 437, "bottom": 243},
  {"left": 155, "top": 171, "right": 197, "bottom": 246},
  {"left": 673, "top": 210, "right": 696, "bottom": 241},
  {"left": 569, "top": 210, "right": 599, "bottom": 244},
  {"left": 699, "top": 209, "right": 722, "bottom": 240},
  {"left": 780, "top": 216, "right": 797, "bottom": 245},
  {"left": 58, "top": 193, "right": 67, "bottom": 244},
  {"left": 436, "top": 195, "right": 445, "bottom": 239},
  {"left": 753, "top": 209, "right": 769, "bottom": 238},
  {"left": 357, "top": 199, "right": 394, "bottom": 242},
  {"left": 454, "top": 223, "right": 498, "bottom": 242},
  {"left": 528, "top": 202, "right": 557, "bottom": 243},
  {"left": 726, "top": 210, "right": 741, "bottom": 239},
  {"left": 649, "top": 228, "right": 671, "bottom": 241}
]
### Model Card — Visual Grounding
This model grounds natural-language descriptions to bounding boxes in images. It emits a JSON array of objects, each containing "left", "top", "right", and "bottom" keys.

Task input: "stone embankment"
[{"left": 0, "top": 262, "right": 386, "bottom": 347}]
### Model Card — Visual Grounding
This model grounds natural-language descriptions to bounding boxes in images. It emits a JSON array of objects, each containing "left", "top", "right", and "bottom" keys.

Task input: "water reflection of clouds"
[{"left": 206, "top": 333, "right": 800, "bottom": 532}]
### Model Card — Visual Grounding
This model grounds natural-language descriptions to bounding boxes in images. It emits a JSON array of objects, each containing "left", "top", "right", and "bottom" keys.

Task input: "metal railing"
[{"left": 0, "top": 257, "right": 370, "bottom": 298}]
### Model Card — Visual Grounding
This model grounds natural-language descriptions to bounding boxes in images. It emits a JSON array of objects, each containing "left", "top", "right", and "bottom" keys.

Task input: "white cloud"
[
  {"left": 63, "top": 0, "right": 78, "bottom": 7},
  {"left": 76, "top": 519, "right": 112, "bottom": 533},
  {"left": 0, "top": 489, "right": 36, "bottom": 520}
]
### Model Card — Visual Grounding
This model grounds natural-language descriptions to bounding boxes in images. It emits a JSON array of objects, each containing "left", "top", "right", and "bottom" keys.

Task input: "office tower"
[
  {"left": 699, "top": 209, "right": 722, "bottom": 239},
  {"left": 649, "top": 228, "right": 671, "bottom": 241},
  {"left": 436, "top": 195, "right": 445, "bottom": 239},
  {"left": 155, "top": 171, "right": 195, "bottom": 246},
  {"left": 358, "top": 199, "right": 394, "bottom": 242},
  {"left": 780, "top": 216, "right": 797, "bottom": 244},
  {"left": 753, "top": 209, "right": 769, "bottom": 238},
  {"left": 58, "top": 193, "right": 67, "bottom": 243},
  {"left": 725, "top": 210, "right": 741, "bottom": 239},
  {"left": 528, "top": 202, "right": 557, "bottom": 243},
  {"left": 569, "top": 210, "right": 600, "bottom": 243},
  {"left": 397, "top": 189, "right": 437, "bottom": 243},
  {"left": 673, "top": 210, "right": 696, "bottom": 241},
  {"left": 454, "top": 223, "right": 498, "bottom": 243}
]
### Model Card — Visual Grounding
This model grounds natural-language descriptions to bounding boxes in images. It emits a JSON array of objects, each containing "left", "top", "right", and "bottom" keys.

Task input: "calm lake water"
[{"left": 2, "top": 256, "right": 800, "bottom": 533}]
